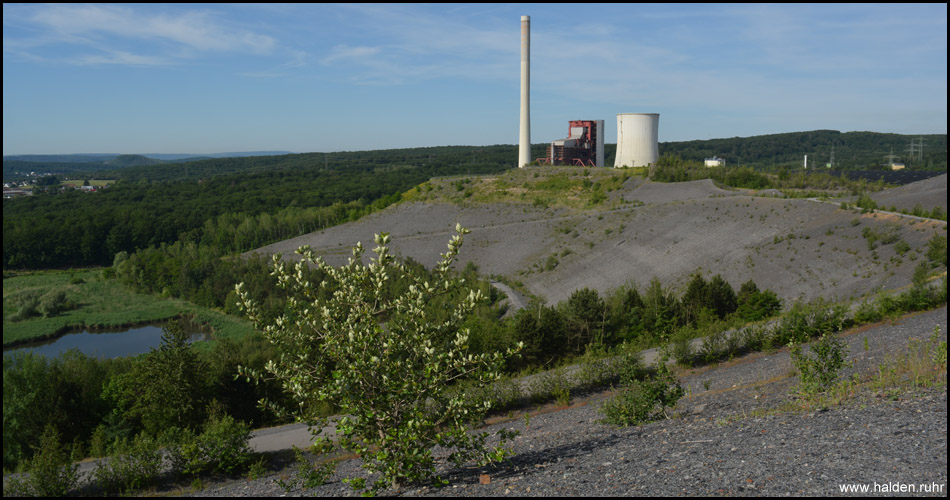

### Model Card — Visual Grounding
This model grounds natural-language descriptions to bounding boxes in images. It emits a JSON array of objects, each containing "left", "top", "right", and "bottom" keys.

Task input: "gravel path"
[{"left": 179, "top": 306, "right": 948, "bottom": 497}]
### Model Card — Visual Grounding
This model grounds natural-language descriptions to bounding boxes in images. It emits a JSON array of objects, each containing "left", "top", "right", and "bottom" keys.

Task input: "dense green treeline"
[
  {"left": 6, "top": 131, "right": 944, "bottom": 184},
  {"left": 2, "top": 145, "right": 524, "bottom": 183},
  {"left": 3, "top": 159, "right": 509, "bottom": 269},
  {"left": 1, "top": 261, "right": 776, "bottom": 473},
  {"left": 650, "top": 153, "right": 896, "bottom": 193},
  {"left": 2, "top": 322, "right": 289, "bottom": 474},
  {"left": 3, "top": 155, "right": 202, "bottom": 182},
  {"left": 102, "top": 145, "right": 525, "bottom": 183},
  {"left": 655, "top": 130, "right": 947, "bottom": 170}
]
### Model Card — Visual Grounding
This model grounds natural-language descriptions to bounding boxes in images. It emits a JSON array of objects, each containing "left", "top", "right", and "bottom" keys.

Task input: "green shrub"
[
  {"left": 92, "top": 432, "right": 163, "bottom": 495},
  {"left": 575, "top": 353, "right": 624, "bottom": 392},
  {"left": 894, "top": 239, "right": 910, "bottom": 256},
  {"left": 926, "top": 234, "right": 947, "bottom": 267},
  {"left": 527, "top": 367, "right": 573, "bottom": 406},
  {"left": 855, "top": 192, "right": 877, "bottom": 212},
  {"left": 277, "top": 446, "right": 337, "bottom": 492},
  {"left": 853, "top": 299, "right": 884, "bottom": 324},
  {"left": 169, "top": 413, "right": 253, "bottom": 478},
  {"left": 601, "top": 361, "right": 684, "bottom": 427},
  {"left": 738, "top": 324, "right": 768, "bottom": 353},
  {"left": 669, "top": 327, "right": 698, "bottom": 366},
  {"left": 38, "top": 290, "right": 70, "bottom": 318},
  {"left": 88, "top": 425, "right": 109, "bottom": 458},
  {"left": 8, "top": 290, "right": 41, "bottom": 322},
  {"left": 588, "top": 189, "right": 607, "bottom": 205},
  {"left": 699, "top": 328, "right": 729, "bottom": 363},
  {"left": 468, "top": 376, "right": 525, "bottom": 414},
  {"left": 236, "top": 226, "right": 521, "bottom": 494},
  {"left": 735, "top": 280, "right": 781, "bottom": 322},
  {"left": 772, "top": 298, "right": 847, "bottom": 346},
  {"left": 4, "top": 425, "right": 81, "bottom": 497},
  {"left": 789, "top": 332, "right": 849, "bottom": 396}
]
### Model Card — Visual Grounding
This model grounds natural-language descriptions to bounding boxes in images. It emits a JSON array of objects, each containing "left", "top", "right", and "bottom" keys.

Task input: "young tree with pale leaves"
[{"left": 236, "top": 224, "right": 520, "bottom": 493}]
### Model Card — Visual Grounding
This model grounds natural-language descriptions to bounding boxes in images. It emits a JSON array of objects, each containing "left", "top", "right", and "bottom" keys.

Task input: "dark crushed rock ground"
[{"left": 179, "top": 307, "right": 948, "bottom": 497}]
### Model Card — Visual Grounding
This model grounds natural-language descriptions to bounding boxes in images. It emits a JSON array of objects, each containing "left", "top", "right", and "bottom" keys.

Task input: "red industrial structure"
[{"left": 539, "top": 120, "right": 605, "bottom": 167}]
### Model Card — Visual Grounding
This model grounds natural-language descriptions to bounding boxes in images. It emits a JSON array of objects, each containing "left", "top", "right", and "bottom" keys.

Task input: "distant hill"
[
  {"left": 3, "top": 151, "right": 293, "bottom": 163},
  {"left": 2, "top": 151, "right": 293, "bottom": 182},
  {"left": 653, "top": 130, "right": 946, "bottom": 171},
  {"left": 2, "top": 154, "right": 118, "bottom": 163},
  {"left": 104, "top": 154, "right": 162, "bottom": 167},
  {"left": 141, "top": 151, "right": 293, "bottom": 161},
  {"left": 4, "top": 131, "right": 945, "bottom": 183}
]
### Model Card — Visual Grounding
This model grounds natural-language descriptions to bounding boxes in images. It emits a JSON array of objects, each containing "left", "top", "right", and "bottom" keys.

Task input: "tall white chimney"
[{"left": 518, "top": 16, "right": 531, "bottom": 168}]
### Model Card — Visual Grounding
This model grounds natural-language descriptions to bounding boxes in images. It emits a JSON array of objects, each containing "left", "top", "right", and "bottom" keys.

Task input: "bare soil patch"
[{"left": 869, "top": 173, "right": 947, "bottom": 213}]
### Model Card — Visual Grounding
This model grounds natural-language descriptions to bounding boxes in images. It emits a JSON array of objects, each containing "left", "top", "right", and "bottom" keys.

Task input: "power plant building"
[
  {"left": 614, "top": 113, "right": 659, "bottom": 168},
  {"left": 517, "top": 17, "right": 659, "bottom": 170},
  {"left": 545, "top": 120, "right": 604, "bottom": 167}
]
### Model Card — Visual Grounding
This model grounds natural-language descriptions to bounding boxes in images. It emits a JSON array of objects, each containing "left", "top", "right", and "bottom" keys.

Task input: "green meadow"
[{"left": 2, "top": 268, "right": 254, "bottom": 347}]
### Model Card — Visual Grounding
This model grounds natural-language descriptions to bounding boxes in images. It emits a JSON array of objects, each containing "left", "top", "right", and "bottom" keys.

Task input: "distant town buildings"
[{"left": 3, "top": 187, "right": 31, "bottom": 198}]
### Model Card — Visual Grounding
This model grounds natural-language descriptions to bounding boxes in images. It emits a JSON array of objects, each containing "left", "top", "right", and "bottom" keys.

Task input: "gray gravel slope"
[
  {"left": 248, "top": 175, "right": 947, "bottom": 307},
  {"left": 184, "top": 306, "right": 948, "bottom": 497}
]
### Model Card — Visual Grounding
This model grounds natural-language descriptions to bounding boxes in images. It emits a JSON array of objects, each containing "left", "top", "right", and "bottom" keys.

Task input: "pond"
[{"left": 3, "top": 320, "right": 211, "bottom": 359}]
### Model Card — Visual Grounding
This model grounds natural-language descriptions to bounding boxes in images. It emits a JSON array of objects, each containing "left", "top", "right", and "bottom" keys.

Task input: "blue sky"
[{"left": 2, "top": 3, "right": 946, "bottom": 156}]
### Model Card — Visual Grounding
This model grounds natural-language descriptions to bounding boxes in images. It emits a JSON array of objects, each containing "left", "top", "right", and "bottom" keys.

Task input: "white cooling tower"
[{"left": 614, "top": 113, "right": 659, "bottom": 168}]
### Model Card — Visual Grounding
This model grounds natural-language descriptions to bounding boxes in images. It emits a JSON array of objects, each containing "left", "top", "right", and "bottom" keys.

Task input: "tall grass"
[{"left": 417, "top": 166, "right": 635, "bottom": 211}]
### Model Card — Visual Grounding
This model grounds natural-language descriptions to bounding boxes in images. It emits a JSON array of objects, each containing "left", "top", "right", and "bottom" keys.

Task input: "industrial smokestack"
[{"left": 518, "top": 15, "right": 531, "bottom": 168}]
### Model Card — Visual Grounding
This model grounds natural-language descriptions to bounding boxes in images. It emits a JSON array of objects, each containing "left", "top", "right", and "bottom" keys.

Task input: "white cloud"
[
  {"left": 72, "top": 49, "right": 171, "bottom": 67},
  {"left": 32, "top": 5, "right": 275, "bottom": 53},
  {"left": 6, "top": 4, "right": 277, "bottom": 67},
  {"left": 320, "top": 45, "right": 382, "bottom": 65}
]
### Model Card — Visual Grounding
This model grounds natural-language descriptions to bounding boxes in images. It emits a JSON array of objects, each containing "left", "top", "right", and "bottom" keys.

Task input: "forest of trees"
[
  {"left": 2, "top": 257, "right": 787, "bottom": 474},
  {"left": 3, "top": 156, "right": 511, "bottom": 269},
  {"left": 4, "top": 132, "right": 946, "bottom": 270},
  {"left": 6, "top": 130, "right": 945, "bottom": 183},
  {"left": 653, "top": 130, "right": 947, "bottom": 171}
]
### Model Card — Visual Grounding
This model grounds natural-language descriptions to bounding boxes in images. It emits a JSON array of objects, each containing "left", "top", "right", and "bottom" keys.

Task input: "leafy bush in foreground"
[{"left": 237, "top": 225, "right": 521, "bottom": 493}]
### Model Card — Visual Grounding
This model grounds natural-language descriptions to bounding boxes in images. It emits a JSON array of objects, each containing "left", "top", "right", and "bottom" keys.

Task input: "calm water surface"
[{"left": 4, "top": 323, "right": 211, "bottom": 359}]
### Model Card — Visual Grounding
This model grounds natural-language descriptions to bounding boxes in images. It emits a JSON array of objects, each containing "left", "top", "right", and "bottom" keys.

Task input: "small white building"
[
  {"left": 704, "top": 156, "right": 725, "bottom": 168},
  {"left": 890, "top": 163, "right": 905, "bottom": 171}
]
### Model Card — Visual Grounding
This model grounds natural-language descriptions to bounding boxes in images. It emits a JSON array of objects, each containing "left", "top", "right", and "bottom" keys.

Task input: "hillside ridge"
[{"left": 250, "top": 170, "right": 947, "bottom": 307}]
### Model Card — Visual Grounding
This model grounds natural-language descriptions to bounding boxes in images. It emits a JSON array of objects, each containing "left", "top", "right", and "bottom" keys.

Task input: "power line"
[{"left": 883, "top": 147, "right": 900, "bottom": 165}]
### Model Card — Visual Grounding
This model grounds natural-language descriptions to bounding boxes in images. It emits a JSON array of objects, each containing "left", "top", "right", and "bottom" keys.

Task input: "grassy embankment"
[
  {"left": 60, "top": 179, "right": 116, "bottom": 188},
  {"left": 403, "top": 166, "right": 647, "bottom": 211},
  {"left": 2, "top": 269, "right": 253, "bottom": 348}
]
